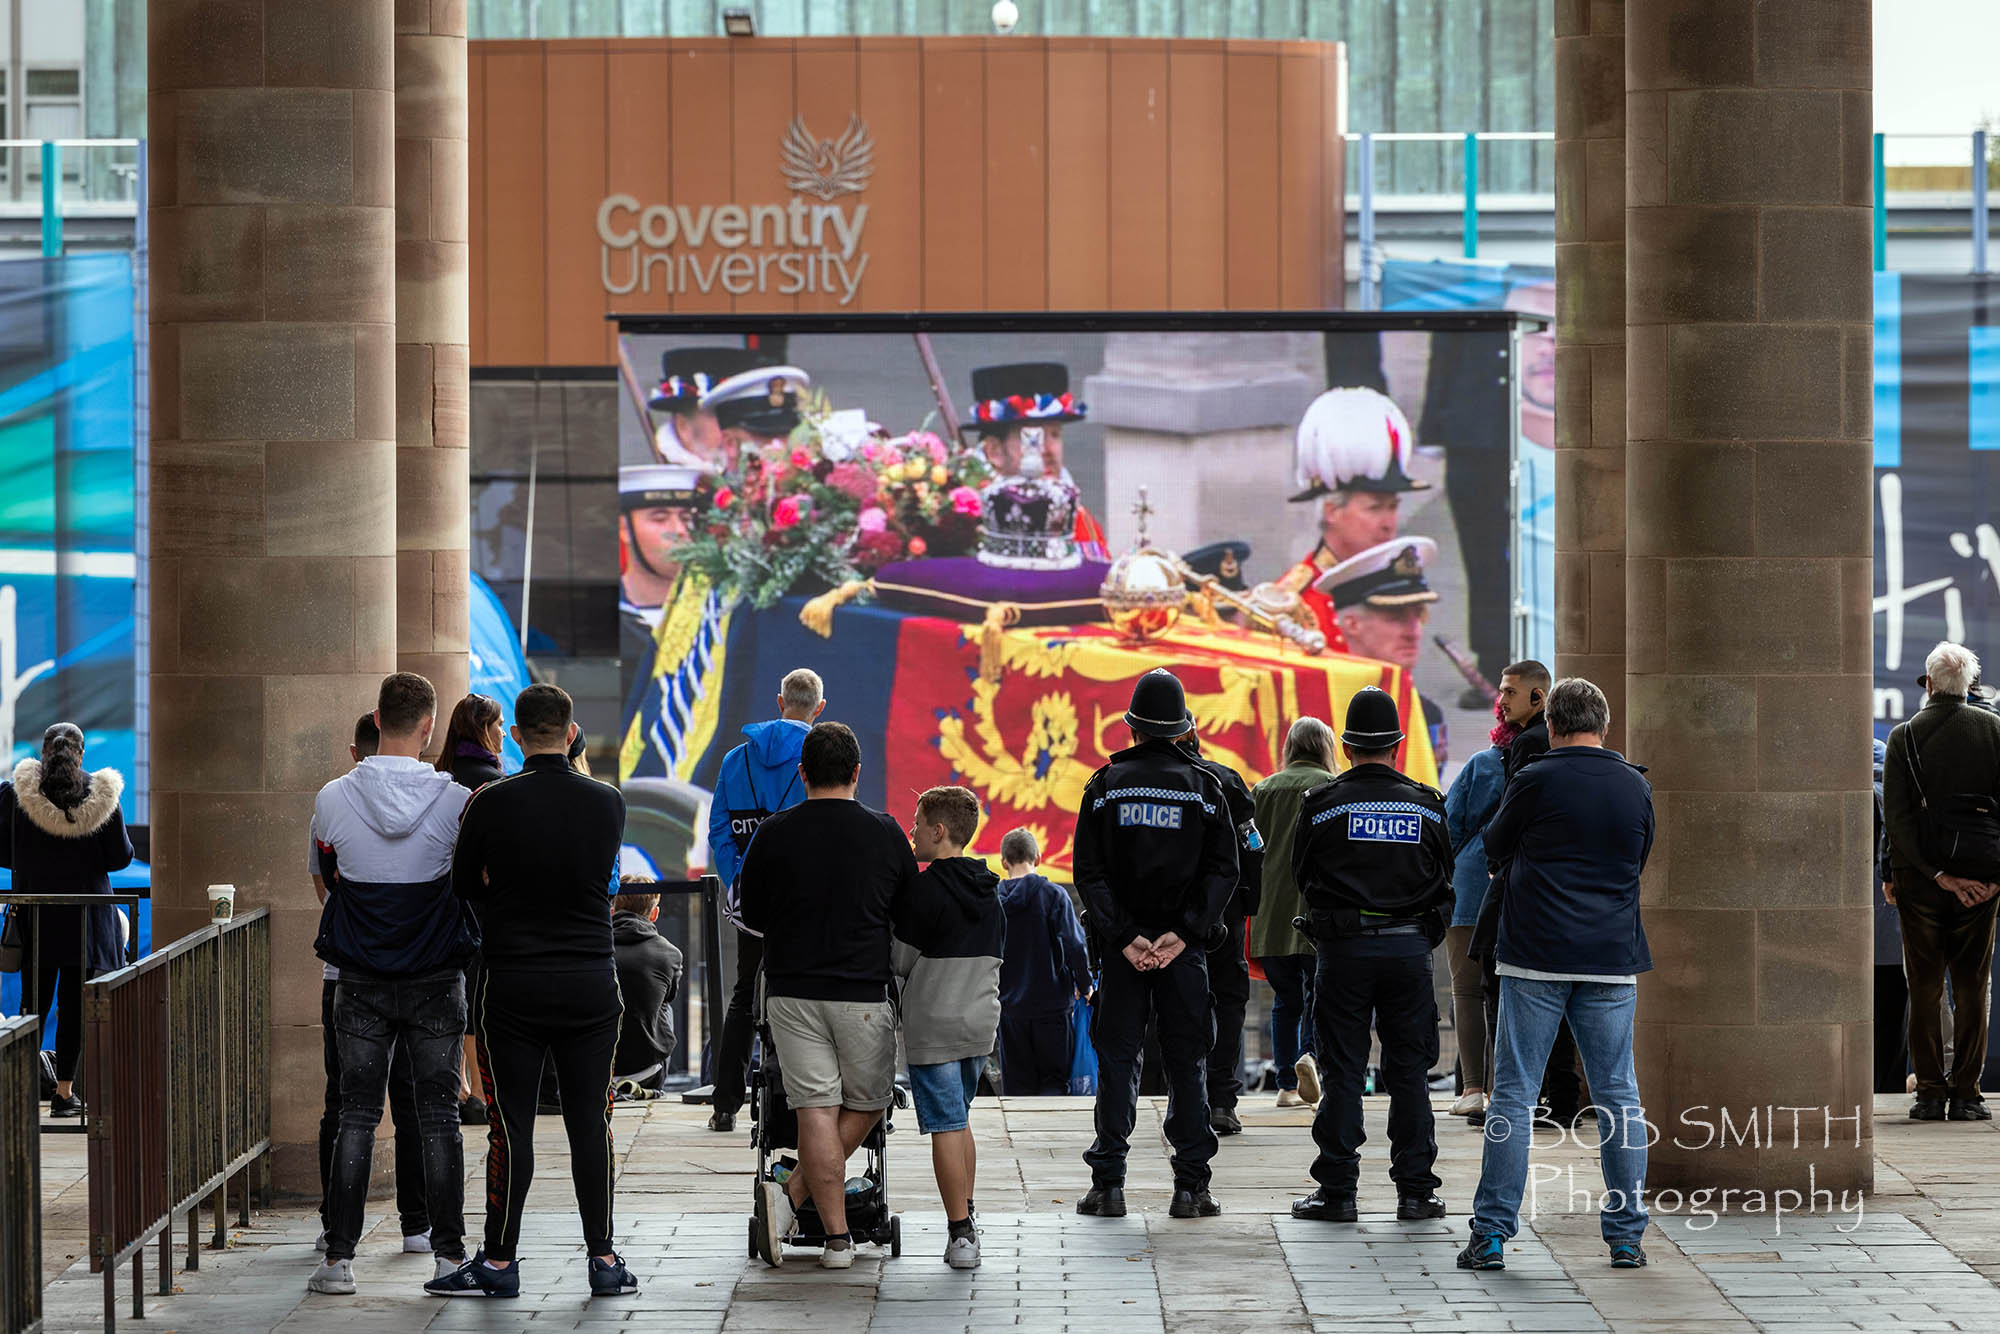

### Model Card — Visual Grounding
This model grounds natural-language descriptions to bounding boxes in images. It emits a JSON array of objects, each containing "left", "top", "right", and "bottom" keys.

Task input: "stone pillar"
[
  {"left": 1086, "top": 332, "right": 1320, "bottom": 583},
  {"left": 1623, "top": 0, "right": 1874, "bottom": 1192},
  {"left": 149, "top": 0, "right": 398, "bottom": 1187},
  {"left": 1552, "top": 0, "right": 1626, "bottom": 750},
  {"left": 395, "top": 1, "right": 471, "bottom": 721}
]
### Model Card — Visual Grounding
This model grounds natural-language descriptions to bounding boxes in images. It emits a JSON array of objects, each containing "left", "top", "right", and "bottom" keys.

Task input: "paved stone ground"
[{"left": 31, "top": 1092, "right": 2000, "bottom": 1332}]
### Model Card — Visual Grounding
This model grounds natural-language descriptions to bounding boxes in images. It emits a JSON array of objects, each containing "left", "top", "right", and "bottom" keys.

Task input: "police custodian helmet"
[
  {"left": 1339, "top": 685, "right": 1405, "bottom": 749},
  {"left": 1124, "top": 668, "right": 1195, "bottom": 739}
]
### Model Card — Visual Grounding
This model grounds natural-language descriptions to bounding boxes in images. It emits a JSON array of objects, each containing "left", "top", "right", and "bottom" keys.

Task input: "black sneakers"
[
  {"left": 588, "top": 1254, "right": 639, "bottom": 1295},
  {"left": 1075, "top": 1185, "right": 1126, "bottom": 1217},
  {"left": 48, "top": 1093, "right": 84, "bottom": 1119}
]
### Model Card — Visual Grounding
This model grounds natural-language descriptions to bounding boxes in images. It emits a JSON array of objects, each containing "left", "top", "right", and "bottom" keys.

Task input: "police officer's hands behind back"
[{"left": 1123, "top": 931, "right": 1185, "bottom": 971}]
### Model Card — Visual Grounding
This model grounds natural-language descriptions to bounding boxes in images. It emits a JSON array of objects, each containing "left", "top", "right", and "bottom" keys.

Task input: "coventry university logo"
[{"left": 780, "top": 114, "right": 875, "bottom": 201}]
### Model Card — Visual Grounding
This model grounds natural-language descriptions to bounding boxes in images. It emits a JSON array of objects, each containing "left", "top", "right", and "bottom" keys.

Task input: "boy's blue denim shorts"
[{"left": 909, "top": 1056, "right": 983, "bottom": 1133}]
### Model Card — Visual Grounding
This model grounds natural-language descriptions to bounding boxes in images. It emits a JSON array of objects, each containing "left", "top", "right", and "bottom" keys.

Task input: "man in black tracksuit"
[
  {"left": 427, "top": 684, "right": 638, "bottom": 1300},
  {"left": 1073, "top": 669, "right": 1238, "bottom": 1220},
  {"left": 1185, "top": 739, "right": 1262, "bottom": 1136},
  {"left": 1291, "top": 687, "right": 1454, "bottom": 1223}
]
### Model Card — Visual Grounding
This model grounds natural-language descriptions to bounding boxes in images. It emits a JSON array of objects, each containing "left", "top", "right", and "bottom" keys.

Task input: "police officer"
[
  {"left": 1073, "top": 669, "right": 1239, "bottom": 1219},
  {"left": 1180, "top": 736, "right": 1262, "bottom": 1137},
  {"left": 1289, "top": 687, "right": 1453, "bottom": 1223}
]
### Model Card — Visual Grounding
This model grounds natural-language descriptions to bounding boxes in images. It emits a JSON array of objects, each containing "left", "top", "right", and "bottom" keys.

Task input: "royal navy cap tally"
[
  {"left": 620, "top": 463, "right": 706, "bottom": 511},
  {"left": 1340, "top": 685, "right": 1405, "bottom": 749},
  {"left": 649, "top": 347, "right": 773, "bottom": 413},
  {"left": 700, "top": 364, "right": 811, "bottom": 437},
  {"left": 1290, "top": 386, "right": 1430, "bottom": 503},
  {"left": 1315, "top": 537, "right": 1440, "bottom": 609},
  {"left": 1183, "top": 540, "right": 1251, "bottom": 592}
]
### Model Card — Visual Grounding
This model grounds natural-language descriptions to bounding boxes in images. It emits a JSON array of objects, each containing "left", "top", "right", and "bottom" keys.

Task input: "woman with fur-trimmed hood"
[{"left": 0, "top": 723, "right": 134, "bottom": 1117}]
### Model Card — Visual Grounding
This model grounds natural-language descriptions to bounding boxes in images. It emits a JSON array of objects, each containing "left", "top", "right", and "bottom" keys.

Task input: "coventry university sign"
[{"left": 596, "top": 114, "right": 874, "bottom": 306}]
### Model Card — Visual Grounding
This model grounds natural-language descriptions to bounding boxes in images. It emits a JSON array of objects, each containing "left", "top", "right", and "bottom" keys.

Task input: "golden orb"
[{"left": 1101, "top": 547, "right": 1188, "bottom": 642}]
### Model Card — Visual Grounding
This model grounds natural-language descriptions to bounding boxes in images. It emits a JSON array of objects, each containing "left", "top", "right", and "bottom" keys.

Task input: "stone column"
[
  {"left": 395, "top": 1, "right": 471, "bottom": 721},
  {"left": 1552, "top": 0, "right": 1626, "bottom": 750},
  {"left": 1623, "top": 0, "right": 1874, "bottom": 1192},
  {"left": 149, "top": 0, "right": 398, "bottom": 1187}
]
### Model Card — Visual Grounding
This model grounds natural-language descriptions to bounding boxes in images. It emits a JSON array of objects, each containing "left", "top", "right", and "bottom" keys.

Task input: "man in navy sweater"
[{"left": 309, "top": 674, "right": 476, "bottom": 1297}]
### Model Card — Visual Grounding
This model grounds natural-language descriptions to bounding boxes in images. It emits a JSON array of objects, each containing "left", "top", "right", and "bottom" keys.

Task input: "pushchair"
[{"left": 747, "top": 990, "right": 904, "bottom": 1260}]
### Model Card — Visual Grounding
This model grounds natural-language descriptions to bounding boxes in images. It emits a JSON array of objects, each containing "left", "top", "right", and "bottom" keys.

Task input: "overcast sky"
[{"left": 1877, "top": 0, "right": 2000, "bottom": 161}]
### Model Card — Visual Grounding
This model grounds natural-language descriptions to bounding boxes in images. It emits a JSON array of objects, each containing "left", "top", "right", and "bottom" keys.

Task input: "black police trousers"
[
  {"left": 1309, "top": 933, "right": 1441, "bottom": 1199},
  {"left": 1085, "top": 944, "right": 1218, "bottom": 1190},
  {"left": 1207, "top": 915, "right": 1249, "bottom": 1109}
]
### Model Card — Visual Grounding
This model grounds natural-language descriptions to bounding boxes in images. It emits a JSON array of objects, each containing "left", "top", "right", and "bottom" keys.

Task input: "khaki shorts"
[{"left": 765, "top": 995, "right": 898, "bottom": 1112}]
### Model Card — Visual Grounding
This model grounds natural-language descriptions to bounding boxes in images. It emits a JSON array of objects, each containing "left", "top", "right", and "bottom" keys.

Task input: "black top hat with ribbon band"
[
  {"left": 1124, "top": 668, "right": 1195, "bottom": 739},
  {"left": 648, "top": 347, "right": 773, "bottom": 413},
  {"left": 1340, "top": 686, "right": 1405, "bottom": 750},
  {"left": 962, "top": 362, "right": 1088, "bottom": 435}
]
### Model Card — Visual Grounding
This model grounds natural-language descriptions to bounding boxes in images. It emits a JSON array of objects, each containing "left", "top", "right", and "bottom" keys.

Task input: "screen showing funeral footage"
[{"left": 614, "top": 324, "right": 1520, "bottom": 883}]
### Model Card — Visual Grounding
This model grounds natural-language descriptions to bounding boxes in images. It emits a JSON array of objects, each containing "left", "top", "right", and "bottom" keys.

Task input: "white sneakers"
[
  {"left": 1275, "top": 1088, "right": 1310, "bottom": 1109},
  {"left": 307, "top": 1259, "right": 355, "bottom": 1295},
  {"left": 402, "top": 1229, "right": 433, "bottom": 1254},
  {"left": 432, "top": 1254, "right": 463, "bottom": 1282},
  {"left": 755, "top": 1180, "right": 797, "bottom": 1268},
  {"left": 945, "top": 1235, "right": 981, "bottom": 1270},
  {"left": 819, "top": 1238, "right": 855, "bottom": 1270},
  {"left": 1449, "top": 1090, "right": 1489, "bottom": 1117},
  {"left": 1294, "top": 1054, "right": 1322, "bottom": 1106}
]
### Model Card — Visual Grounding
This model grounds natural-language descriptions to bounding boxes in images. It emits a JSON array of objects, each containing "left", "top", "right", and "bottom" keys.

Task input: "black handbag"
[
  {"left": 1902, "top": 710, "right": 2000, "bottom": 881},
  {"left": 0, "top": 906, "right": 21, "bottom": 973}
]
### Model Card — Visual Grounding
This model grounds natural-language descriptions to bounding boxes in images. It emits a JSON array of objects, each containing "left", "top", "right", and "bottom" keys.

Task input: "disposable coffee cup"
[{"left": 206, "top": 883, "right": 236, "bottom": 922}]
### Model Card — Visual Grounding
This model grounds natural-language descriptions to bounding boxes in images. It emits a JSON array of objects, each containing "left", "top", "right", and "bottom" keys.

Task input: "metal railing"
[
  {"left": 652, "top": 875, "right": 726, "bottom": 1083},
  {"left": 83, "top": 908, "right": 270, "bottom": 1332},
  {"left": 0, "top": 1015, "right": 43, "bottom": 1334},
  {"left": 0, "top": 893, "right": 145, "bottom": 1137}
]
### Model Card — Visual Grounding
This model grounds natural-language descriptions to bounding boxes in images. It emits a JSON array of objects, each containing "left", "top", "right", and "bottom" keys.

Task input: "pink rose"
[
  {"left": 915, "top": 431, "right": 947, "bottom": 463},
  {"left": 790, "top": 447, "right": 812, "bottom": 470},
  {"left": 861, "top": 442, "right": 880, "bottom": 462},
  {"left": 950, "top": 485, "right": 982, "bottom": 516},
  {"left": 828, "top": 462, "right": 879, "bottom": 504},
  {"left": 858, "top": 506, "right": 888, "bottom": 534},
  {"left": 773, "top": 496, "right": 804, "bottom": 529},
  {"left": 767, "top": 458, "right": 790, "bottom": 480},
  {"left": 713, "top": 486, "right": 735, "bottom": 509},
  {"left": 907, "top": 535, "right": 928, "bottom": 557}
]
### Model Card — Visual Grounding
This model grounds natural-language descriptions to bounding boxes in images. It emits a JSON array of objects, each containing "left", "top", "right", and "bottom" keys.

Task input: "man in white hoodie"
[{"left": 307, "top": 673, "right": 478, "bottom": 1296}]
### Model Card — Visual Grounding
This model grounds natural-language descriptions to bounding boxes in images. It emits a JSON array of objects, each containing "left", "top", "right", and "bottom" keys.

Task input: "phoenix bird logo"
[{"left": 780, "top": 114, "right": 875, "bottom": 201}]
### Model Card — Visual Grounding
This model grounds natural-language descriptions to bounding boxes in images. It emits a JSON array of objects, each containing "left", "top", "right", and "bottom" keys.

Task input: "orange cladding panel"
[
  {"left": 1165, "top": 44, "right": 1227, "bottom": 311},
  {"left": 1106, "top": 44, "right": 1169, "bottom": 309},
  {"left": 920, "top": 41, "right": 986, "bottom": 311},
  {"left": 1224, "top": 43, "right": 1282, "bottom": 310},
  {"left": 982, "top": 44, "right": 1047, "bottom": 308},
  {"left": 545, "top": 48, "right": 609, "bottom": 362},
  {"left": 468, "top": 37, "right": 1344, "bottom": 364},
  {"left": 1045, "top": 41, "right": 1109, "bottom": 311}
]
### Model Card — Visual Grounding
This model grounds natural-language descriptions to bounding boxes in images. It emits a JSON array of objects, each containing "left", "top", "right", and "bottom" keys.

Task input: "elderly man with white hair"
[{"left": 1883, "top": 640, "right": 2000, "bottom": 1123}]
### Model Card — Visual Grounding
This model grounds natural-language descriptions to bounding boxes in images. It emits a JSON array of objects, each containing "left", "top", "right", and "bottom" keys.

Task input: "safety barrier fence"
[
  {"left": 82, "top": 908, "right": 270, "bottom": 1332},
  {"left": 0, "top": 1014, "right": 43, "bottom": 1334}
]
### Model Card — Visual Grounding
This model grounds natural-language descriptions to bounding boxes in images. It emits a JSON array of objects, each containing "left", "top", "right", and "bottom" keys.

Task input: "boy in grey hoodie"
[{"left": 894, "top": 786, "right": 1004, "bottom": 1270}]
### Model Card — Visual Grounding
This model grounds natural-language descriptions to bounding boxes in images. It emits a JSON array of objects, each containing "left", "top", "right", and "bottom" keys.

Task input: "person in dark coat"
[
  {"left": 435, "top": 693, "right": 506, "bottom": 792},
  {"left": 1874, "top": 736, "right": 1910, "bottom": 1094},
  {"left": 1462, "top": 677, "right": 1653, "bottom": 1274},
  {"left": 995, "top": 827, "right": 1090, "bottom": 1095},
  {"left": 0, "top": 722, "right": 135, "bottom": 1117},
  {"left": 611, "top": 878, "right": 683, "bottom": 1090},
  {"left": 433, "top": 692, "right": 506, "bottom": 1122}
]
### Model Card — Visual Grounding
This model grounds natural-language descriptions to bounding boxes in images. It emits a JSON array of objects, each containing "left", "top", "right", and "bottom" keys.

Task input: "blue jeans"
[
  {"left": 1471, "top": 975, "right": 1648, "bottom": 1245},
  {"left": 1259, "top": 954, "right": 1316, "bottom": 1089}
]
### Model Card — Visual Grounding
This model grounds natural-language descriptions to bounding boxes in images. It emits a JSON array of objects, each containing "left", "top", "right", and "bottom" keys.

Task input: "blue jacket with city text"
[
  {"left": 1480, "top": 746, "right": 1654, "bottom": 977},
  {"left": 708, "top": 718, "right": 810, "bottom": 892}
]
